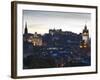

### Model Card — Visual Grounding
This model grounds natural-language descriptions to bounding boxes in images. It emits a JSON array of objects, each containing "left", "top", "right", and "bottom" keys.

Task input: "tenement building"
[{"left": 23, "top": 22, "right": 42, "bottom": 46}]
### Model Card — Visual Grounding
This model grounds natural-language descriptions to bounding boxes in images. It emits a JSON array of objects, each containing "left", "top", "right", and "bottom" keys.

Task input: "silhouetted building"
[
  {"left": 49, "top": 28, "right": 62, "bottom": 35},
  {"left": 32, "top": 32, "right": 42, "bottom": 46},
  {"left": 23, "top": 22, "right": 42, "bottom": 46},
  {"left": 24, "top": 22, "right": 28, "bottom": 34}
]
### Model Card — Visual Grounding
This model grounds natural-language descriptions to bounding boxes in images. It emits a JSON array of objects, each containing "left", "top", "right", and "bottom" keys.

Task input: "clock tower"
[
  {"left": 82, "top": 24, "right": 89, "bottom": 43},
  {"left": 80, "top": 24, "right": 89, "bottom": 48}
]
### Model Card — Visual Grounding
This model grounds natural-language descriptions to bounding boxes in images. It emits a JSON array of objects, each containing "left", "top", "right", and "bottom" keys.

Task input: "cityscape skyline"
[
  {"left": 23, "top": 21, "right": 91, "bottom": 69},
  {"left": 23, "top": 10, "right": 91, "bottom": 36}
]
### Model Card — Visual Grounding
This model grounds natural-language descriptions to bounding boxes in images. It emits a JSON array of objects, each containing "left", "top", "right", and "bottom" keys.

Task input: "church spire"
[{"left": 24, "top": 22, "right": 28, "bottom": 34}]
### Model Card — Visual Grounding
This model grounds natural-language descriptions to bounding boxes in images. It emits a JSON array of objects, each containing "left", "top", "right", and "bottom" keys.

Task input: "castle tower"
[
  {"left": 24, "top": 22, "right": 28, "bottom": 34},
  {"left": 34, "top": 32, "right": 38, "bottom": 37}
]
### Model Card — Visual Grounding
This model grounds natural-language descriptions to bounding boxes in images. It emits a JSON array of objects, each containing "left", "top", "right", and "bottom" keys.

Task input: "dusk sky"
[{"left": 23, "top": 10, "right": 91, "bottom": 36}]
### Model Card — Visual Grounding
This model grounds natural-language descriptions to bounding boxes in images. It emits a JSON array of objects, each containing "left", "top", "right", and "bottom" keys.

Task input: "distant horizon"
[
  {"left": 24, "top": 27, "right": 84, "bottom": 35},
  {"left": 23, "top": 10, "right": 91, "bottom": 36},
  {"left": 24, "top": 24, "right": 84, "bottom": 35}
]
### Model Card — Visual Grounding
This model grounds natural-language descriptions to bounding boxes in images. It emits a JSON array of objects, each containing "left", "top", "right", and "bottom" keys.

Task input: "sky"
[{"left": 23, "top": 10, "right": 91, "bottom": 36}]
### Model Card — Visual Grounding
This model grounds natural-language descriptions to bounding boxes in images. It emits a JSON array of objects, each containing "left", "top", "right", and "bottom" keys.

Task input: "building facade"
[{"left": 23, "top": 22, "right": 42, "bottom": 46}]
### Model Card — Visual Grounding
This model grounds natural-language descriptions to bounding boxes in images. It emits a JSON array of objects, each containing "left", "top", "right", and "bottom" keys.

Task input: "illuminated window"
[
  {"left": 80, "top": 45, "right": 83, "bottom": 48},
  {"left": 84, "top": 45, "right": 87, "bottom": 48}
]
